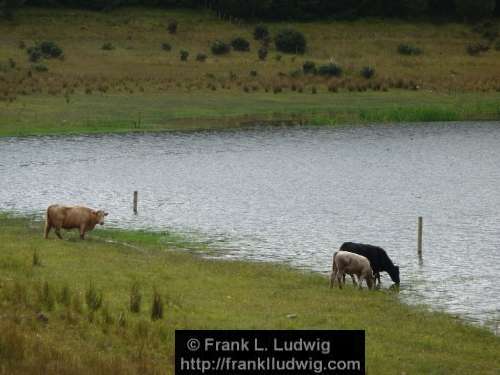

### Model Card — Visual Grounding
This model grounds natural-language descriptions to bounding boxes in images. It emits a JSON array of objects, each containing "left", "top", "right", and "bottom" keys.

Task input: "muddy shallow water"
[{"left": 1, "top": 122, "right": 499, "bottom": 332}]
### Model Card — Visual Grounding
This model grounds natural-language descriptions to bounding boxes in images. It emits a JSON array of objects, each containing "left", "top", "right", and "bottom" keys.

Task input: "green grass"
[
  {"left": 1, "top": 91, "right": 499, "bottom": 137},
  {"left": 0, "top": 214, "right": 499, "bottom": 374}
]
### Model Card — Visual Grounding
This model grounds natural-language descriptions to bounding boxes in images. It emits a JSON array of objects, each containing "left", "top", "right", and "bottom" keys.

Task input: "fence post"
[
  {"left": 133, "top": 191, "right": 138, "bottom": 214},
  {"left": 417, "top": 216, "right": 423, "bottom": 258}
]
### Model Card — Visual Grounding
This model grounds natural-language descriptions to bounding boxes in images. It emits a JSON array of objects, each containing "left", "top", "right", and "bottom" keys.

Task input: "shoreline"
[{"left": 1, "top": 214, "right": 499, "bottom": 373}]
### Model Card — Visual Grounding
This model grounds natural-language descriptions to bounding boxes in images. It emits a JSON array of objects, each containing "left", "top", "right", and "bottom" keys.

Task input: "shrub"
[
  {"left": 302, "top": 61, "right": 316, "bottom": 74},
  {"left": 130, "top": 283, "right": 141, "bottom": 313},
  {"left": 258, "top": 47, "right": 268, "bottom": 60},
  {"left": 85, "top": 283, "right": 102, "bottom": 312},
  {"left": 253, "top": 24, "right": 269, "bottom": 41},
  {"left": 167, "top": 19, "right": 178, "bottom": 34},
  {"left": 196, "top": 53, "right": 207, "bottom": 62},
  {"left": 250, "top": 70, "right": 258, "bottom": 76},
  {"left": 211, "top": 40, "right": 230, "bottom": 55},
  {"left": 33, "top": 63, "right": 48, "bottom": 72},
  {"left": 161, "top": 42, "right": 172, "bottom": 51},
  {"left": 466, "top": 42, "right": 490, "bottom": 55},
  {"left": 27, "top": 47, "right": 41, "bottom": 62},
  {"left": 455, "top": 0, "right": 495, "bottom": 19},
  {"left": 397, "top": 44, "right": 422, "bottom": 56},
  {"left": 101, "top": 42, "right": 114, "bottom": 51},
  {"left": 289, "top": 69, "right": 302, "bottom": 78},
  {"left": 231, "top": 37, "right": 250, "bottom": 52},
  {"left": 39, "top": 41, "right": 63, "bottom": 58},
  {"left": 274, "top": 28, "right": 306, "bottom": 54},
  {"left": 180, "top": 50, "right": 189, "bottom": 61},
  {"left": 151, "top": 289, "right": 164, "bottom": 321},
  {"left": 361, "top": 66, "right": 375, "bottom": 79},
  {"left": 317, "top": 63, "right": 342, "bottom": 77}
]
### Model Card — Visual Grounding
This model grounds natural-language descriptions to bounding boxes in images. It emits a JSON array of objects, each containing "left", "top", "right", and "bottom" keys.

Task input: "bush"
[
  {"left": 274, "top": 28, "right": 306, "bottom": 54},
  {"left": 231, "top": 37, "right": 250, "bottom": 51},
  {"left": 466, "top": 42, "right": 490, "bottom": 55},
  {"left": 180, "top": 50, "right": 189, "bottom": 61},
  {"left": 258, "top": 47, "right": 268, "bottom": 60},
  {"left": 250, "top": 70, "right": 258, "bottom": 76},
  {"left": 302, "top": 61, "right": 316, "bottom": 74},
  {"left": 196, "top": 53, "right": 207, "bottom": 62},
  {"left": 161, "top": 42, "right": 172, "bottom": 51},
  {"left": 361, "top": 66, "right": 375, "bottom": 79},
  {"left": 27, "top": 47, "right": 42, "bottom": 62},
  {"left": 33, "top": 63, "right": 48, "bottom": 72},
  {"left": 211, "top": 40, "right": 230, "bottom": 55},
  {"left": 39, "top": 41, "right": 63, "bottom": 58},
  {"left": 397, "top": 44, "right": 423, "bottom": 56},
  {"left": 253, "top": 24, "right": 269, "bottom": 41},
  {"left": 317, "top": 63, "right": 342, "bottom": 77},
  {"left": 101, "top": 42, "right": 114, "bottom": 50},
  {"left": 455, "top": 0, "right": 495, "bottom": 19},
  {"left": 167, "top": 19, "right": 178, "bottom": 34}
]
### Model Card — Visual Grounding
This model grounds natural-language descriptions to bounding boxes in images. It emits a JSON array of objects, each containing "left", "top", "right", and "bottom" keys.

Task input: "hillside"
[{"left": 0, "top": 8, "right": 499, "bottom": 135}]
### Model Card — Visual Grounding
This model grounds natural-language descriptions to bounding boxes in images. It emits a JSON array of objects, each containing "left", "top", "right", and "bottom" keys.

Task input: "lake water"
[{"left": 1, "top": 122, "right": 499, "bottom": 332}]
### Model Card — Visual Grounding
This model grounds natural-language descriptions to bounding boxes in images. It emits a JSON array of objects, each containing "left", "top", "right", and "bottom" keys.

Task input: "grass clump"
[
  {"left": 32, "top": 63, "right": 48, "bottom": 72},
  {"left": 130, "top": 282, "right": 142, "bottom": 313},
  {"left": 151, "top": 289, "right": 164, "bottom": 321},
  {"left": 275, "top": 28, "right": 306, "bottom": 54},
  {"left": 397, "top": 43, "right": 422, "bottom": 56},
  {"left": 196, "top": 53, "right": 207, "bottom": 62},
  {"left": 85, "top": 282, "right": 103, "bottom": 312},
  {"left": 180, "top": 50, "right": 189, "bottom": 61},
  {"left": 161, "top": 42, "right": 172, "bottom": 51},
  {"left": 302, "top": 60, "right": 316, "bottom": 74}
]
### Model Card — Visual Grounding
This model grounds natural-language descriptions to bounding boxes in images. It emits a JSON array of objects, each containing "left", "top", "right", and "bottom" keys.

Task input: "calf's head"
[{"left": 94, "top": 210, "right": 109, "bottom": 225}]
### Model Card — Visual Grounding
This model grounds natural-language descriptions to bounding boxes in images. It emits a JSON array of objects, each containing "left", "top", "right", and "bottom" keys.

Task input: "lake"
[{"left": 1, "top": 121, "right": 499, "bottom": 332}]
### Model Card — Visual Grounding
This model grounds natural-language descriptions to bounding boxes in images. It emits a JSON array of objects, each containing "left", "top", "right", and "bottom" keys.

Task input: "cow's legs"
[
  {"left": 44, "top": 222, "right": 52, "bottom": 239},
  {"left": 376, "top": 273, "right": 381, "bottom": 286},
  {"left": 79, "top": 226, "right": 86, "bottom": 240},
  {"left": 351, "top": 274, "right": 357, "bottom": 286},
  {"left": 329, "top": 271, "right": 336, "bottom": 288},
  {"left": 55, "top": 227, "right": 63, "bottom": 239},
  {"left": 337, "top": 271, "right": 344, "bottom": 289}
]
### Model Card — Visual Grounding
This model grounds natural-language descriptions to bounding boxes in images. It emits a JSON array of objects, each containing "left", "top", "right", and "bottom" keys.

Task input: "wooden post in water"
[
  {"left": 417, "top": 216, "right": 423, "bottom": 258},
  {"left": 133, "top": 191, "right": 138, "bottom": 214}
]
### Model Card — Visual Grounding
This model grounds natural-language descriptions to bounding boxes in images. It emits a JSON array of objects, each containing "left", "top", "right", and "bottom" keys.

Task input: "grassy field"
[
  {"left": 1, "top": 8, "right": 500, "bottom": 136},
  {"left": 0, "top": 214, "right": 499, "bottom": 374}
]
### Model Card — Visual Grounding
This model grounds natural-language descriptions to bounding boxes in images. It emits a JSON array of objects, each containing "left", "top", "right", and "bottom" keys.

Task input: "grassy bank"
[
  {"left": 1, "top": 8, "right": 500, "bottom": 137},
  {"left": 0, "top": 214, "right": 499, "bottom": 374},
  {"left": 0, "top": 91, "right": 499, "bottom": 137}
]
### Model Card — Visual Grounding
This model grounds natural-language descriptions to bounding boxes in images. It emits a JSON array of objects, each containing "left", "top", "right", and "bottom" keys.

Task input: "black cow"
[{"left": 339, "top": 242, "right": 400, "bottom": 285}]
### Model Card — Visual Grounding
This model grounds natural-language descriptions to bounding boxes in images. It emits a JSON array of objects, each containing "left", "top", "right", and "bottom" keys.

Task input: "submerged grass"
[{"left": 0, "top": 214, "right": 499, "bottom": 374}]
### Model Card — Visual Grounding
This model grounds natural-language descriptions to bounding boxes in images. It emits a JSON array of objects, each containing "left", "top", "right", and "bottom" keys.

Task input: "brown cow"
[{"left": 44, "top": 205, "right": 108, "bottom": 240}]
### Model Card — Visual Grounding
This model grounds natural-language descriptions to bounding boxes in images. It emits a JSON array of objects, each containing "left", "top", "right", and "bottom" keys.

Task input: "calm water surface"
[{"left": 1, "top": 122, "right": 499, "bottom": 332}]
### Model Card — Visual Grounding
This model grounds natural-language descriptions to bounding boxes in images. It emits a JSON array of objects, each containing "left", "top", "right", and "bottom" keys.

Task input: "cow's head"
[
  {"left": 95, "top": 210, "right": 108, "bottom": 225},
  {"left": 390, "top": 265, "right": 400, "bottom": 284}
]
